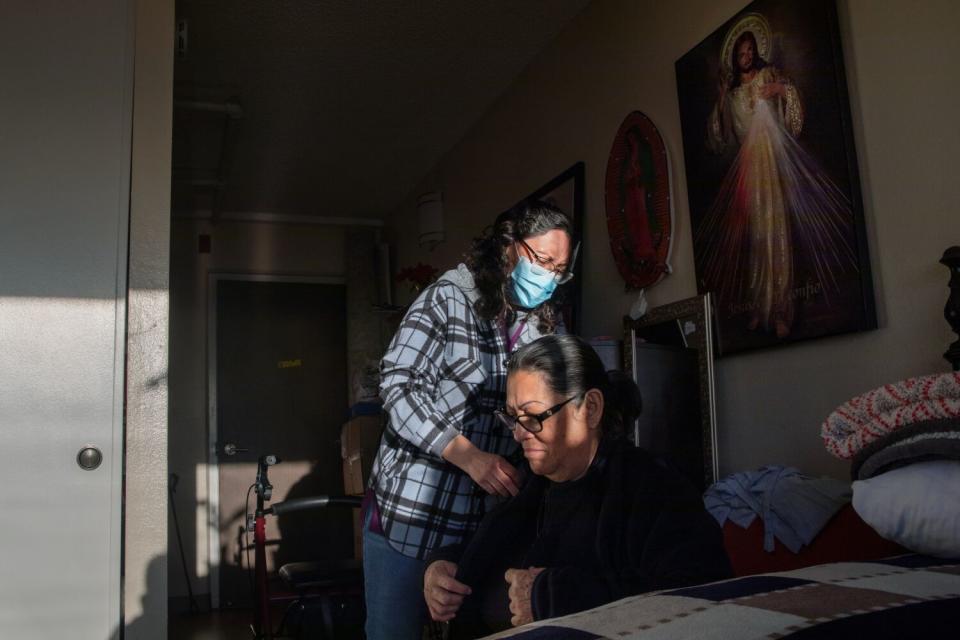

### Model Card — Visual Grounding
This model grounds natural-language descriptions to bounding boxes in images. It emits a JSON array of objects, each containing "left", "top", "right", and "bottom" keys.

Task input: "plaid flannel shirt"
[{"left": 369, "top": 265, "right": 547, "bottom": 559}]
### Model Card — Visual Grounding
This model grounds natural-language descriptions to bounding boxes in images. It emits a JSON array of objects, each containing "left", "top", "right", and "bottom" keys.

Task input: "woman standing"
[{"left": 363, "top": 200, "right": 576, "bottom": 639}]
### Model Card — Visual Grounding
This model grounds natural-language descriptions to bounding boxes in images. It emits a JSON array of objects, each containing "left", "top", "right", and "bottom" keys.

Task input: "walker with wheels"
[{"left": 247, "top": 454, "right": 364, "bottom": 639}]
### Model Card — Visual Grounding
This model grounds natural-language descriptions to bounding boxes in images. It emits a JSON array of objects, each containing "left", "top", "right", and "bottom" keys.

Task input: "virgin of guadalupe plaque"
[{"left": 604, "top": 111, "right": 674, "bottom": 290}]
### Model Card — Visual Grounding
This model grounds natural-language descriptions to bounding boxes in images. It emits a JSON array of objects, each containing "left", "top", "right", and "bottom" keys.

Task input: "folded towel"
[
  {"left": 821, "top": 372, "right": 960, "bottom": 459},
  {"left": 704, "top": 466, "right": 851, "bottom": 553}
]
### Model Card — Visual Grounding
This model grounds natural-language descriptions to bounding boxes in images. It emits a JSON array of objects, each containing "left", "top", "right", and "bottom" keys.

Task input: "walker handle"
[{"left": 266, "top": 495, "right": 362, "bottom": 516}]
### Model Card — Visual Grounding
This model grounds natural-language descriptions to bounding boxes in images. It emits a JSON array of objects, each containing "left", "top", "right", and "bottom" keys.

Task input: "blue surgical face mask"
[{"left": 510, "top": 256, "right": 558, "bottom": 308}]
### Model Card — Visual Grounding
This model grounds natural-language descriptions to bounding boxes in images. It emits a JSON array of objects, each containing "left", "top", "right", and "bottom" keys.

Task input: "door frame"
[{"left": 206, "top": 272, "right": 346, "bottom": 608}]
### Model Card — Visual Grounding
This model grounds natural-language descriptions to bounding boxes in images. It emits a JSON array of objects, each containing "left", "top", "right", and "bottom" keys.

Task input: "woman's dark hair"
[
  {"left": 729, "top": 30, "right": 767, "bottom": 89},
  {"left": 466, "top": 199, "right": 572, "bottom": 333},
  {"left": 505, "top": 334, "right": 642, "bottom": 438}
]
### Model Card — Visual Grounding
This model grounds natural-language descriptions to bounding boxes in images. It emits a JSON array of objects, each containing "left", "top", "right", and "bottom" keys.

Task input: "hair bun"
[{"left": 606, "top": 369, "right": 642, "bottom": 428}]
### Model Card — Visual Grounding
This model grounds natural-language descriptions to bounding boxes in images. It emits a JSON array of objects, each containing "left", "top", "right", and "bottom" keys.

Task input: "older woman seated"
[{"left": 423, "top": 334, "right": 731, "bottom": 637}]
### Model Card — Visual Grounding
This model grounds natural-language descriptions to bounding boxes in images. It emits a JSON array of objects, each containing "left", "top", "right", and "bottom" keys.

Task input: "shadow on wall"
[
  {"left": 167, "top": 464, "right": 208, "bottom": 608},
  {"left": 115, "top": 554, "right": 166, "bottom": 640},
  {"left": 200, "top": 461, "right": 356, "bottom": 611},
  {"left": 274, "top": 462, "right": 355, "bottom": 570}
]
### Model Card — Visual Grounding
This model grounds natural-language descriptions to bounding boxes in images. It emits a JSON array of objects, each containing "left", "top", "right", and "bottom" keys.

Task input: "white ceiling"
[{"left": 172, "top": 0, "right": 592, "bottom": 219}]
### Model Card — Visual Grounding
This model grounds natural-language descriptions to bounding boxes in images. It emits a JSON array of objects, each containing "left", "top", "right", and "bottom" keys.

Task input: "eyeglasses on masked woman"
[{"left": 517, "top": 238, "right": 578, "bottom": 285}]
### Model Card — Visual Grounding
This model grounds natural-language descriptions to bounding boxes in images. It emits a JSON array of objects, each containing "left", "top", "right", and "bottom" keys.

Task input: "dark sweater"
[{"left": 428, "top": 437, "right": 731, "bottom": 637}]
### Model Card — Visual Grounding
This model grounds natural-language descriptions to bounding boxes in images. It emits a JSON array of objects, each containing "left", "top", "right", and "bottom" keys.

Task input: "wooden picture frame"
[
  {"left": 675, "top": 0, "right": 875, "bottom": 354},
  {"left": 624, "top": 294, "right": 719, "bottom": 490}
]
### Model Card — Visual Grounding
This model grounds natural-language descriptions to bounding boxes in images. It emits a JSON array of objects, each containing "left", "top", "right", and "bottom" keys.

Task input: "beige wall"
[
  {"left": 168, "top": 218, "right": 346, "bottom": 599},
  {"left": 126, "top": 0, "right": 173, "bottom": 635},
  {"left": 387, "top": 0, "right": 960, "bottom": 479}
]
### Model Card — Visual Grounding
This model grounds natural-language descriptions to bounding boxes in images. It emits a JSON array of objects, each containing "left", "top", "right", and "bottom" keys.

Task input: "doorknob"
[
  {"left": 77, "top": 446, "right": 103, "bottom": 470},
  {"left": 222, "top": 442, "right": 248, "bottom": 456}
]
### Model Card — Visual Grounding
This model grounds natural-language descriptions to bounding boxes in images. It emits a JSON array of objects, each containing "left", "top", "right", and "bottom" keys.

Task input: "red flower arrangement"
[{"left": 396, "top": 262, "right": 439, "bottom": 293}]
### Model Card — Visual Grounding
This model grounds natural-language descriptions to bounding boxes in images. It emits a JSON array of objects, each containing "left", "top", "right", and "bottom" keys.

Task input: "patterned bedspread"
[{"left": 484, "top": 555, "right": 960, "bottom": 639}]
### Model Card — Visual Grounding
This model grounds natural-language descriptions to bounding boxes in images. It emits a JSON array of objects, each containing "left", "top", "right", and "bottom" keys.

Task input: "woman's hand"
[
  {"left": 504, "top": 567, "right": 545, "bottom": 627},
  {"left": 467, "top": 450, "right": 522, "bottom": 496},
  {"left": 443, "top": 435, "right": 521, "bottom": 497},
  {"left": 424, "top": 560, "right": 472, "bottom": 622}
]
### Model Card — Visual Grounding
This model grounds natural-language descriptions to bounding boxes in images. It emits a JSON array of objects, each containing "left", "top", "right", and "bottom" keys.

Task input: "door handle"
[
  {"left": 222, "top": 442, "right": 249, "bottom": 456},
  {"left": 77, "top": 446, "right": 103, "bottom": 470}
]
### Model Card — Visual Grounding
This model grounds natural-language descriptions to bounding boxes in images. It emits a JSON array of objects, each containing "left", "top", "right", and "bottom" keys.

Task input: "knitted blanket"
[
  {"left": 821, "top": 372, "right": 960, "bottom": 459},
  {"left": 484, "top": 555, "right": 960, "bottom": 639}
]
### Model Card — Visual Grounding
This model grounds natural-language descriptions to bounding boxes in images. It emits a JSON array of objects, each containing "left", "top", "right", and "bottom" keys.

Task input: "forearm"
[
  {"left": 379, "top": 282, "right": 477, "bottom": 457},
  {"left": 442, "top": 434, "right": 481, "bottom": 474},
  {"left": 381, "top": 376, "right": 460, "bottom": 457}
]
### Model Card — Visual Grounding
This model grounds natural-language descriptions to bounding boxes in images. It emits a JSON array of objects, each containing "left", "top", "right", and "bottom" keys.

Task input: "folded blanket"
[
  {"left": 851, "top": 417, "right": 960, "bottom": 480},
  {"left": 821, "top": 372, "right": 960, "bottom": 459}
]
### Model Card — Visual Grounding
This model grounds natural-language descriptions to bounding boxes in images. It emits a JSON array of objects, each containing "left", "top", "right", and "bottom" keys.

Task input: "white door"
[{"left": 0, "top": 2, "right": 133, "bottom": 637}]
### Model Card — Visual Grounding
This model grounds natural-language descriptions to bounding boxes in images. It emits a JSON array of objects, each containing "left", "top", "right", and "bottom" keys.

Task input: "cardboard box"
[
  {"left": 340, "top": 414, "right": 383, "bottom": 496},
  {"left": 342, "top": 455, "right": 365, "bottom": 497},
  {"left": 341, "top": 414, "right": 383, "bottom": 559}
]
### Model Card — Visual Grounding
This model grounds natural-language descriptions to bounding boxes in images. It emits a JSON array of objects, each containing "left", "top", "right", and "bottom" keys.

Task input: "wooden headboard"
[{"left": 942, "top": 246, "right": 960, "bottom": 371}]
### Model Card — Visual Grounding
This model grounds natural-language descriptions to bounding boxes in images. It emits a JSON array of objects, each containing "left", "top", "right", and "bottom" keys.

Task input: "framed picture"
[
  {"left": 514, "top": 162, "right": 585, "bottom": 334},
  {"left": 675, "top": 0, "right": 876, "bottom": 354},
  {"left": 624, "top": 294, "right": 719, "bottom": 491}
]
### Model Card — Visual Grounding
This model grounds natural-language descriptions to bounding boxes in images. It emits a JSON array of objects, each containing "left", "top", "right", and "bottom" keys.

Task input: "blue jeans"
[{"left": 362, "top": 507, "right": 428, "bottom": 640}]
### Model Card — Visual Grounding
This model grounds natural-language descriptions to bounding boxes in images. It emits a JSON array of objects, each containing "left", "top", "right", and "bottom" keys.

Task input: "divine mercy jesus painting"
[{"left": 675, "top": 0, "right": 875, "bottom": 354}]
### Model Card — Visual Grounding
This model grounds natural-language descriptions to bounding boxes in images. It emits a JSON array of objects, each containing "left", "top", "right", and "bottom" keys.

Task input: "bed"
[{"left": 484, "top": 554, "right": 960, "bottom": 639}]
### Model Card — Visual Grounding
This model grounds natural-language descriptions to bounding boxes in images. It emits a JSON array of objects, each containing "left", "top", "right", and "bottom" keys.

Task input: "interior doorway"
[{"left": 207, "top": 274, "right": 352, "bottom": 609}]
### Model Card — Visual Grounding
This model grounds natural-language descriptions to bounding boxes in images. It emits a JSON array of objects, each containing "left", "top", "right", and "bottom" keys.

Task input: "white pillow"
[{"left": 852, "top": 460, "right": 960, "bottom": 558}]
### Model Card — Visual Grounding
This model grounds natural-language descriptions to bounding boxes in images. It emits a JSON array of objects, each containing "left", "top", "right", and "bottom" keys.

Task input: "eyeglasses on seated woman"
[{"left": 493, "top": 392, "right": 582, "bottom": 434}]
